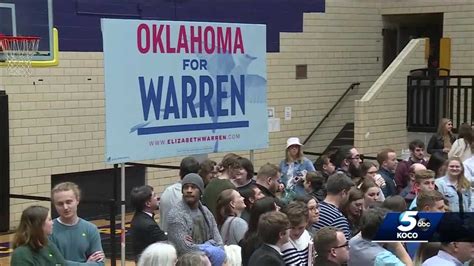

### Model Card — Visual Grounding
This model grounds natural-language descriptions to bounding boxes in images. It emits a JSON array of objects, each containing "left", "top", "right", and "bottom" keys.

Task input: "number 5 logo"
[{"left": 397, "top": 211, "right": 418, "bottom": 232}]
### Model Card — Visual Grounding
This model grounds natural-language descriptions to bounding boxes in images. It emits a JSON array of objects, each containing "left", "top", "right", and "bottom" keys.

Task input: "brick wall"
[
  {"left": 353, "top": 1, "right": 474, "bottom": 157},
  {"left": 265, "top": 0, "right": 383, "bottom": 163},
  {"left": 3, "top": 0, "right": 474, "bottom": 228},
  {"left": 354, "top": 39, "right": 427, "bottom": 156}
]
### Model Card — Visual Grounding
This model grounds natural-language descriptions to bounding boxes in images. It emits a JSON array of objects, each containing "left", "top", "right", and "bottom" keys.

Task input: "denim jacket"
[
  {"left": 279, "top": 157, "right": 315, "bottom": 199},
  {"left": 435, "top": 176, "right": 472, "bottom": 212}
]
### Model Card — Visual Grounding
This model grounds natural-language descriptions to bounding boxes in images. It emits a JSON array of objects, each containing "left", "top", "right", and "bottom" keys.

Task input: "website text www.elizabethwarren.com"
[{"left": 148, "top": 134, "right": 241, "bottom": 146}]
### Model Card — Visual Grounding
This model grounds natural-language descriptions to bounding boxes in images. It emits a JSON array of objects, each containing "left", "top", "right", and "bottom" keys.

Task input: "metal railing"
[
  {"left": 303, "top": 82, "right": 359, "bottom": 145},
  {"left": 407, "top": 73, "right": 474, "bottom": 132}
]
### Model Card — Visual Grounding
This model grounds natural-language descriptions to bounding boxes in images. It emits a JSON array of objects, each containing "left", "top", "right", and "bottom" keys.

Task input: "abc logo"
[
  {"left": 417, "top": 218, "right": 431, "bottom": 231},
  {"left": 396, "top": 211, "right": 431, "bottom": 239}
]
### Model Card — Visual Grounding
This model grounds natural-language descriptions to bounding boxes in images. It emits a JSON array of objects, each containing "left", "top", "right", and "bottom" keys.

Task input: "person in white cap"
[{"left": 279, "top": 137, "right": 316, "bottom": 202}]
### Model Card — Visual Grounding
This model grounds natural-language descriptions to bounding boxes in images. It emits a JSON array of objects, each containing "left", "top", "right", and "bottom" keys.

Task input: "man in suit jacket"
[
  {"left": 130, "top": 185, "right": 167, "bottom": 260},
  {"left": 248, "top": 211, "right": 290, "bottom": 266}
]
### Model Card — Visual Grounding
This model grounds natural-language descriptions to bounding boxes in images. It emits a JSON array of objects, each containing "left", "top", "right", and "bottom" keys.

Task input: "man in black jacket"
[
  {"left": 129, "top": 185, "right": 167, "bottom": 261},
  {"left": 248, "top": 211, "right": 290, "bottom": 266}
]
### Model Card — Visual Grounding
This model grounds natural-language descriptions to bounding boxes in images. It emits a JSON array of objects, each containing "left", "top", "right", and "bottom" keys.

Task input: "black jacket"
[
  {"left": 255, "top": 183, "right": 285, "bottom": 207},
  {"left": 130, "top": 211, "right": 167, "bottom": 260},
  {"left": 248, "top": 244, "right": 285, "bottom": 266},
  {"left": 427, "top": 133, "right": 456, "bottom": 156}
]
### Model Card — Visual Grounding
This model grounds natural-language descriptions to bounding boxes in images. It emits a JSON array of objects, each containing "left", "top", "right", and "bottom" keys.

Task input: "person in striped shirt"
[
  {"left": 281, "top": 201, "right": 313, "bottom": 265},
  {"left": 312, "top": 173, "right": 355, "bottom": 240}
]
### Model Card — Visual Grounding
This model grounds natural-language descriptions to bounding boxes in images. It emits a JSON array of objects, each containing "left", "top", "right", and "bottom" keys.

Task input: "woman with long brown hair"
[
  {"left": 360, "top": 161, "right": 386, "bottom": 201},
  {"left": 427, "top": 118, "right": 456, "bottom": 158},
  {"left": 341, "top": 187, "right": 364, "bottom": 236},
  {"left": 448, "top": 123, "right": 473, "bottom": 161},
  {"left": 358, "top": 178, "right": 381, "bottom": 210},
  {"left": 215, "top": 189, "right": 248, "bottom": 245},
  {"left": 11, "top": 205, "right": 65, "bottom": 265}
]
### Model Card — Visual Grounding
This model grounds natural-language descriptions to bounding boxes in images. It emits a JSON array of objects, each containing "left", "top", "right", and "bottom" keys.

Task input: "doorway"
[{"left": 382, "top": 13, "right": 443, "bottom": 70}]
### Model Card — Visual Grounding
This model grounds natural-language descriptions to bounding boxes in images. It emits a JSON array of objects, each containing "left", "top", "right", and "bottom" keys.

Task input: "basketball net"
[{"left": 0, "top": 36, "right": 40, "bottom": 77}]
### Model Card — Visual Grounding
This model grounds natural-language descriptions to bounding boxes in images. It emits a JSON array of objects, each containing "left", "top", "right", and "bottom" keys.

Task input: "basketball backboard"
[{"left": 0, "top": 0, "right": 53, "bottom": 61}]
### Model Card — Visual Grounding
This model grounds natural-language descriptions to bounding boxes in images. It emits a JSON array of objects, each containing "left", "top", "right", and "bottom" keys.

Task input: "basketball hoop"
[{"left": 0, "top": 36, "right": 40, "bottom": 77}]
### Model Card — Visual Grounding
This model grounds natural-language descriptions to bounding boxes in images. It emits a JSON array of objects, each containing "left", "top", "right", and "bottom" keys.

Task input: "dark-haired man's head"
[
  {"left": 409, "top": 139, "right": 425, "bottom": 162},
  {"left": 232, "top": 157, "right": 254, "bottom": 187},
  {"left": 303, "top": 171, "right": 325, "bottom": 194},
  {"left": 130, "top": 185, "right": 158, "bottom": 213},
  {"left": 331, "top": 146, "right": 362, "bottom": 177},
  {"left": 179, "top": 157, "right": 200, "bottom": 180},
  {"left": 325, "top": 173, "right": 355, "bottom": 206},
  {"left": 315, "top": 154, "right": 336, "bottom": 176},
  {"left": 240, "top": 184, "right": 265, "bottom": 210}
]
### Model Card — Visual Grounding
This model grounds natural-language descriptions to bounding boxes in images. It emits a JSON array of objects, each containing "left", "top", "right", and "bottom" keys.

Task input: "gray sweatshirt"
[{"left": 167, "top": 199, "right": 223, "bottom": 255}]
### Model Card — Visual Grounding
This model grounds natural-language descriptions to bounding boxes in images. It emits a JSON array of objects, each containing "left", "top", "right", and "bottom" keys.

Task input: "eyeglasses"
[
  {"left": 349, "top": 154, "right": 364, "bottom": 161},
  {"left": 333, "top": 241, "right": 349, "bottom": 249}
]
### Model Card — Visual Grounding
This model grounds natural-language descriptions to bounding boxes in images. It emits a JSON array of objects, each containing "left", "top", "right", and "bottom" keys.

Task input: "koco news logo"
[{"left": 396, "top": 211, "right": 431, "bottom": 239}]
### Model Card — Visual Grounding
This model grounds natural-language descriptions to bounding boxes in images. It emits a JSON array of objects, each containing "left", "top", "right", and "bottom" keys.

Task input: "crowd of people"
[{"left": 10, "top": 118, "right": 474, "bottom": 265}]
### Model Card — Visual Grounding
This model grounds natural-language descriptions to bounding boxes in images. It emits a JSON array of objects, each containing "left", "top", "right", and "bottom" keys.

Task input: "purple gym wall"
[{"left": 53, "top": 0, "right": 325, "bottom": 52}]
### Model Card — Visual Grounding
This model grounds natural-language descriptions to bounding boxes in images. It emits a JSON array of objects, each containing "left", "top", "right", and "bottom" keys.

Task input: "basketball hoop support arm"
[
  {"left": 32, "top": 27, "right": 59, "bottom": 67},
  {"left": 0, "top": 28, "right": 59, "bottom": 68}
]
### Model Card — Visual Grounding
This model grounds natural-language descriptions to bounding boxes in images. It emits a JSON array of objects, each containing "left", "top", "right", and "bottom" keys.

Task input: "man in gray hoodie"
[{"left": 167, "top": 173, "right": 223, "bottom": 255}]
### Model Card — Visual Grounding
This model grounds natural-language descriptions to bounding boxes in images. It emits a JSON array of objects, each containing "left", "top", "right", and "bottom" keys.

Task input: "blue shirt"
[
  {"left": 435, "top": 176, "right": 472, "bottom": 212},
  {"left": 422, "top": 250, "right": 463, "bottom": 266},
  {"left": 279, "top": 157, "right": 315, "bottom": 198},
  {"left": 379, "top": 167, "right": 397, "bottom": 197},
  {"left": 374, "top": 250, "right": 405, "bottom": 266}
]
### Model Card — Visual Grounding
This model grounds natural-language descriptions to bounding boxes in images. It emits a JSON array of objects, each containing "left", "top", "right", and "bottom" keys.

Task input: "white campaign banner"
[{"left": 102, "top": 18, "right": 268, "bottom": 163}]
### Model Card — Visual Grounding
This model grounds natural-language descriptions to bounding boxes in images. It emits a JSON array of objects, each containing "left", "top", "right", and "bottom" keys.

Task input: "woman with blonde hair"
[
  {"left": 137, "top": 242, "right": 177, "bottom": 266},
  {"left": 413, "top": 242, "right": 440, "bottom": 265},
  {"left": 427, "top": 118, "right": 455, "bottom": 158},
  {"left": 11, "top": 206, "right": 65, "bottom": 265},
  {"left": 224, "top": 245, "right": 242, "bottom": 266},
  {"left": 435, "top": 157, "right": 472, "bottom": 212},
  {"left": 279, "top": 137, "right": 315, "bottom": 202}
]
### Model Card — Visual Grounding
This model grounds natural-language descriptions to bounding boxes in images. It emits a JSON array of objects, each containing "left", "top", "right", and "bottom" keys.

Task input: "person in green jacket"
[{"left": 11, "top": 205, "right": 66, "bottom": 266}]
